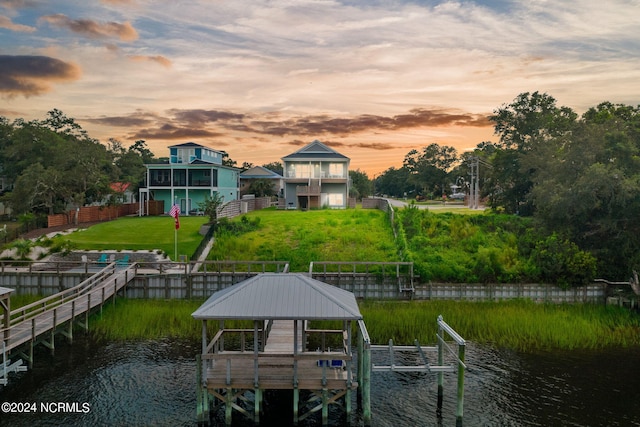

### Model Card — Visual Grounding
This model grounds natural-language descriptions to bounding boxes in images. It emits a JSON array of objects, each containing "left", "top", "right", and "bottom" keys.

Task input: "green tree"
[
  {"left": 403, "top": 143, "right": 458, "bottom": 198},
  {"left": 221, "top": 151, "right": 237, "bottom": 167},
  {"left": 375, "top": 166, "right": 414, "bottom": 198},
  {"left": 0, "top": 111, "right": 130, "bottom": 216},
  {"left": 198, "top": 192, "right": 225, "bottom": 225},
  {"left": 349, "top": 169, "right": 372, "bottom": 200},
  {"left": 261, "top": 161, "right": 284, "bottom": 176},
  {"left": 245, "top": 179, "right": 276, "bottom": 197},
  {"left": 530, "top": 102, "right": 640, "bottom": 277},
  {"left": 531, "top": 234, "right": 597, "bottom": 288},
  {"left": 487, "top": 92, "right": 577, "bottom": 214},
  {"left": 129, "top": 140, "right": 155, "bottom": 163}
]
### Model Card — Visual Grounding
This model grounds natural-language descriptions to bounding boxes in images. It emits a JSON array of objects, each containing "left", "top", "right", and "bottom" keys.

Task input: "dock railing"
[{"left": 9, "top": 263, "right": 118, "bottom": 327}]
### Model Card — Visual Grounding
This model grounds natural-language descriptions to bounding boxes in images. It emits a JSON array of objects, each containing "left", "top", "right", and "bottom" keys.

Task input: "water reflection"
[{"left": 1, "top": 338, "right": 639, "bottom": 426}]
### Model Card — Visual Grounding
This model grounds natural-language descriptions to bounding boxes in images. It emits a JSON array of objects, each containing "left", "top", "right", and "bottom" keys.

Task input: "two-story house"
[
  {"left": 139, "top": 142, "right": 240, "bottom": 215},
  {"left": 282, "top": 140, "right": 350, "bottom": 209}
]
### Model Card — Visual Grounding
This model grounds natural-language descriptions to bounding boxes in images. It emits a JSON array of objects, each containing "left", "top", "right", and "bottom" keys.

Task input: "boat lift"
[{"left": 369, "top": 315, "right": 467, "bottom": 426}]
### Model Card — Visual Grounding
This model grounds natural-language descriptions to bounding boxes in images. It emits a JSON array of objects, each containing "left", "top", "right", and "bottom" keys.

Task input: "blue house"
[
  {"left": 282, "top": 140, "right": 350, "bottom": 209},
  {"left": 139, "top": 142, "right": 240, "bottom": 215}
]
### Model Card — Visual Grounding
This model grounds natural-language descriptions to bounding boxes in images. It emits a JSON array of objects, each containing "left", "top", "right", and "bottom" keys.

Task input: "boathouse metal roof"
[{"left": 192, "top": 273, "right": 362, "bottom": 321}]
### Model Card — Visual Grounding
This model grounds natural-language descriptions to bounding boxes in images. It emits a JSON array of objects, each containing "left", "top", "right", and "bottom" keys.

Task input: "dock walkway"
[{"left": 2, "top": 263, "right": 136, "bottom": 384}]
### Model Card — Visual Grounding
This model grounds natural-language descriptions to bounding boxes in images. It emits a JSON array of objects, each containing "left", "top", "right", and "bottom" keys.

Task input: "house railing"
[{"left": 296, "top": 185, "right": 321, "bottom": 195}]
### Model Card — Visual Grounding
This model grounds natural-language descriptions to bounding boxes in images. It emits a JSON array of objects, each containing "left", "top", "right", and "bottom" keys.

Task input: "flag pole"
[{"left": 170, "top": 202, "right": 180, "bottom": 261}]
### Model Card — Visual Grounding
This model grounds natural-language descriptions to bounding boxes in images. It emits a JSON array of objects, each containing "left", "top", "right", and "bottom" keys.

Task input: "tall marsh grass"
[
  {"left": 360, "top": 300, "right": 640, "bottom": 351},
  {"left": 90, "top": 298, "right": 204, "bottom": 341},
  {"left": 9, "top": 294, "right": 43, "bottom": 309},
  {"left": 89, "top": 299, "right": 640, "bottom": 352}
]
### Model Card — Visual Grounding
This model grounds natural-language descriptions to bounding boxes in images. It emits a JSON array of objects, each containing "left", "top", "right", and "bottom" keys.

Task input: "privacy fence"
[{"left": 47, "top": 201, "right": 164, "bottom": 228}]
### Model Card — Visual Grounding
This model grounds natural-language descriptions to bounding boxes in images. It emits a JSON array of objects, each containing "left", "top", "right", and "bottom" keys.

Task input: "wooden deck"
[
  {"left": 204, "top": 320, "right": 356, "bottom": 391},
  {"left": 204, "top": 352, "right": 356, "bottom": 391}
]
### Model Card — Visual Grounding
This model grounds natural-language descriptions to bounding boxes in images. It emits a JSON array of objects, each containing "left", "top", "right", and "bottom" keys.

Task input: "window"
[
  {"left": 328, "top": 193, "right": 344, "bottom": 206},
  {"left": 329, "top": 163, "right": 344, "bottom": 177},
  {"left": 177, "top": 148, "right": 196, "bottom": 163},
  {"left": 173, "top": 169, "right": 186, "bottom": 186},
  {"left": 151, "top": 170, "right": 170, "bottom": 185},
  {"left": 297, "top": 164, "right": 311, "bottom": 178}
]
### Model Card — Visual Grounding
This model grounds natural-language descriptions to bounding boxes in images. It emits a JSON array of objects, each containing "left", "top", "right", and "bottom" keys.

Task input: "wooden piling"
[{"left": 456, "top": 342, "right": 466, "bottom": 426}]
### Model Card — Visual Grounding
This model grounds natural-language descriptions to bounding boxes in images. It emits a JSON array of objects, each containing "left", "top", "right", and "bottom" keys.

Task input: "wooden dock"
[{"left": 1, "top": 263, "right": 136, "bottom": 383}]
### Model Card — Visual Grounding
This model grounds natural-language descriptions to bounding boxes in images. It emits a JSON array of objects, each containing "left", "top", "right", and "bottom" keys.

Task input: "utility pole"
[
  {"left": 474, "top": 157, "right": 480, "bottom": 209},
  {"left": 468, "top": 157, "right": 479, "bottom": 209}
]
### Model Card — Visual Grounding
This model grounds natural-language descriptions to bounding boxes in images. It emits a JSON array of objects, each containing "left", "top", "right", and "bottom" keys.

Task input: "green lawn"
[
  {"left": 208, "top": 208, "right": 400, "bottom": 271},
  {"left": 55, "top": 216, "right": 208, "bottom": 260}
]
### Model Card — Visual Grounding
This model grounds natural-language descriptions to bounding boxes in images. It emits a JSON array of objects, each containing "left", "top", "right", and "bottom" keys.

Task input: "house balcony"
[
  {"left": 296, "top": 184, "right": 321, "bottom": 196},
  {"left": 146, "top": 179, "right": 217, "bottom": 187}
]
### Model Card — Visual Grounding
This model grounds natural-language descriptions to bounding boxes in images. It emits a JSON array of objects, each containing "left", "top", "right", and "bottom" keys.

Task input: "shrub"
[{"left": 531, "top": 233, "right": 597, "bottom": 288}]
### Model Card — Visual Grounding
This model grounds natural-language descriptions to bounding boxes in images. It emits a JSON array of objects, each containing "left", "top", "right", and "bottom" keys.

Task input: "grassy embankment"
[
  {"left": 206, "top": 208, "right": 399, "bottom": 271},
  {"left": 16, "top": 208, "right": 640, "bottom": 351}
]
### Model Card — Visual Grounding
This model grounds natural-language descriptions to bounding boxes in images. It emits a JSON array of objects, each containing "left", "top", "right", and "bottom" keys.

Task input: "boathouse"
[{"left": 192, "top": 273, "right": 372, "bottom": 426}]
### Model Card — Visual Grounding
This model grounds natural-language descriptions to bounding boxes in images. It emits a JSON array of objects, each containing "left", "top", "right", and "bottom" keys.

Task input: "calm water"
[{"left": 1, "top": 336, "right": 640, "bottom": 426}]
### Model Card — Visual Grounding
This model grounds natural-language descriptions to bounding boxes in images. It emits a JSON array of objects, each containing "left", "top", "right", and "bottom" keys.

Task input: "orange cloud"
[
  {"left": 0, "top": 16, "right": 36, "bottom": 32},
  {"left": 86, "top": 107, "right": 492, "bottom": 154},
  {"left": 40, "top": 14, "right": 138, "bottom": 41},
  {"left": 128, "top": 55, "right": 172, "bottom": 68},
  {"left": 244, "top": 109, "right": 490, "bottom": 136},
  {"left": 132, "top": 123, "right": 224, "bottom": 140},
  {"left": 0, "top": 55, "right": 81, "bottom": 97}
]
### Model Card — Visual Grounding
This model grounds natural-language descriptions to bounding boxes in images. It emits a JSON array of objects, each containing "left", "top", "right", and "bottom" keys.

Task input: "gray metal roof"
[
  {"left": 0, "top": 286, "right": 14, "bottom": 297},
  {"left": 192, "top": 273, "right": 362, "bottom": 321},
  {"left": 282, "top": 140, "right": 349, "bottom": 161},
  {"left": 240, "top": 166, "right": 283, "bottom": 179}
]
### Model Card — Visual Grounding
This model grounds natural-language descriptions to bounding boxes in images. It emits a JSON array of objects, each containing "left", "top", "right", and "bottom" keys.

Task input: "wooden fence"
[
  {"left": 47, "top": 201, "right": 164, "bottom": 227},
  {"left": 217, "top": 197, "right": 273, "bottom": 220}
]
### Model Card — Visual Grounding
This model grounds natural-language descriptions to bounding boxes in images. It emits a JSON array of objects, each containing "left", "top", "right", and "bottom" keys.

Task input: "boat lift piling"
[{"left": 369, "top": 314, "right": 467, "bottom": 426}]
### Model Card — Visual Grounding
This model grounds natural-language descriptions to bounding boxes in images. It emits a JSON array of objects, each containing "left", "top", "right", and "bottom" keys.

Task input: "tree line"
[{"left": 376, "top": 92, "right": 640, "bottom": 279}]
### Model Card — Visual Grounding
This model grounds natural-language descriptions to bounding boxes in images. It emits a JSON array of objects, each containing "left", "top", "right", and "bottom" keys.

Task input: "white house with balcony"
[{"left": 281, "top": 140, "right": 350, "bottom": 209}]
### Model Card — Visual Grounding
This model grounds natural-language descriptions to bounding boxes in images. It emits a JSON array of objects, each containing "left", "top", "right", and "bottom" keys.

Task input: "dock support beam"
[
  {"left": 254, "top": 388, "right": 261, "bottom": 424},
  {"left": 322, "top": 388, "right": 329, "bottom": 426},
  {"left": 293, "top": 387, "right": 299, "bottom": 425},
  {"left": 345, "top": 388, "right": 352, "bottom": 425},
  {"left": 357, "top": 319, "right": 372, "bottom": 427},
  {"left": 196, "top": 354, "right": 209, "bottom": 425},
  {"left": 456, "top": 343, "right": 466, "bottom": 427},
  {"left": 225, "top": 388, "right": 233, "bottom": 426}
]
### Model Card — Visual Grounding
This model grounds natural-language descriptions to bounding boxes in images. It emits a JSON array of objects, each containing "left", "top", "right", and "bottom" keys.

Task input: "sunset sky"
[{"left": 1, "top": 0, "right": 639, "bottom": 175}]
